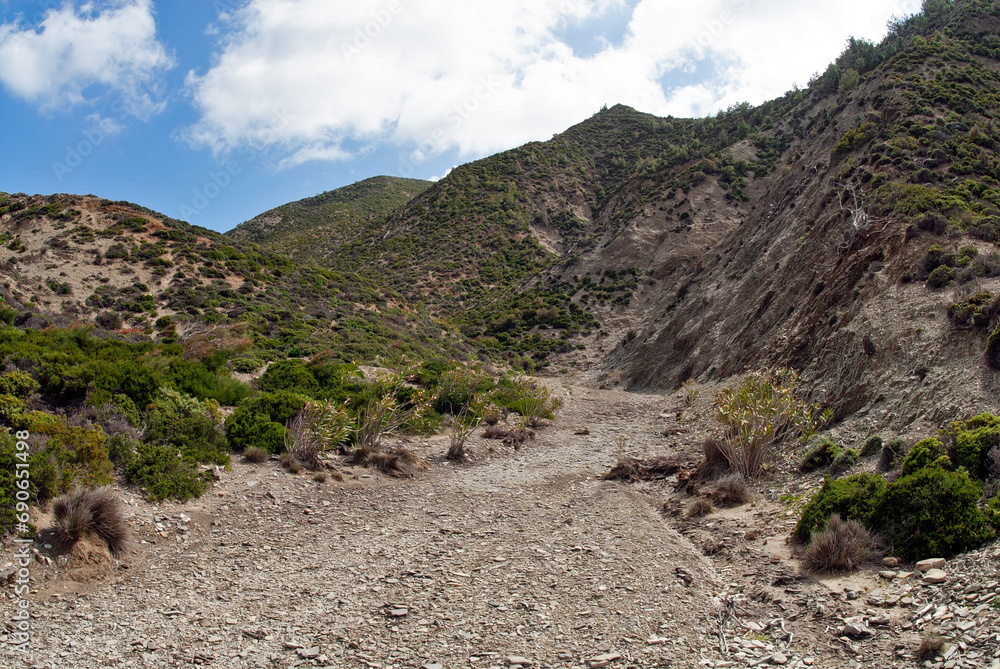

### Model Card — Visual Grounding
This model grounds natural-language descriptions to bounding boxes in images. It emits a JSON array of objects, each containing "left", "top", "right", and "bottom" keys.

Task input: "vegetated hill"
[
  {"left": 250, "top": 0, "right": 1000, "bottom": 425},
  {"left": 227, "top": 175, "right": 432, "bottom": 256},
  {"left": 0, "top": 193, "right": 464, "bottom": 365}
]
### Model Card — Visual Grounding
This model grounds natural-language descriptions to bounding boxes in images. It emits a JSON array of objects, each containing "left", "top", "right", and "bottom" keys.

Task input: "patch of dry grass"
[
  {"left": 805, "top": 514, "right": 878, "bottom": 574},
  {"left": 351, "top": 446, "right": 427, "bottom": 478},
  {"left": 52, "top": 487, "right": 128, "bottom": 557}
]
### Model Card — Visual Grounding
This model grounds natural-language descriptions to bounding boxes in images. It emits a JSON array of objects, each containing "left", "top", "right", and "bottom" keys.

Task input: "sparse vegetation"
[
  {"left": 243, "top": 446, "right": 269, "bottom": 464},
  {"left": 805, "top": 514, "right": 878, "bottom": 574}
]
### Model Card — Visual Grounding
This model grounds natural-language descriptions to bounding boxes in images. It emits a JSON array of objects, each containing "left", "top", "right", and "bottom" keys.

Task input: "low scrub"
[
  {"left": 805, "top": 514, "right": 878, "bottom": 574},
  {"left": 796, "top": 464, "right": 995, "bottom": 560},
  {"left": 800, "top": 438, "right": 842, "bottom": 473},
  {"left": 52, "top": 487, "right": 128, "bottom": 557}
]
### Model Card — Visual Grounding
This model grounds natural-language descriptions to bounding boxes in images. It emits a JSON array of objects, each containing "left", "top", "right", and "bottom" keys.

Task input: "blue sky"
[{"left": 0, "top": 0, "right": 921, "bottom": 234}]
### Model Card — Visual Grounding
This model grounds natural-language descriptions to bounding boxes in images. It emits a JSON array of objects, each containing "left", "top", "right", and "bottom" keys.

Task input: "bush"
[
  {"left": 926, "top": 265, "right": 955, "bottom": 288},
  {"left": 805, "top": 514, "right": 878, "bottom": 574},
  {"left": 434, "top": 367, "right": 493, "bottom": 415},
  {"left": 793, "top": 473, "right": 887, "bottom": 543},
  {"left": 686, "top": 498, "right": 714, "bottom": 518},
  {"left": 226, "top": 409, "right": 286, "bottom": 454},
  {"left": 878, "top": 466, "right": 993, "bottom": 561},
  {"left": 942, "top": 414, "right": 1000, "bottom": 482},
  {"left": 984, "top": 493, "right": 1000, "bottom": 530},
  {"left": 145, "top": 389, "right": 229, "bottom": 466},
  {"left": 715, "top": 368, "right": 830, "bottom": 478},
  {"left": 494, "top": 375, "right": 561, "bottom": 427},
  {"left": 243, "top": 446, "right": 269, "bottom": 464},
  {"left": 902, "top": 437, "right": 950, "bottom": 476},
  {"left": 0, "top": 370, "right": 39, "bottom": 398},
  {"left": 988, "top": 321, "right": 1000, "bottom": 370},
  {"left": 831, "top": 448, "right": 860, "bottom": 475},
  {"left": 258, "top": 360, "right": 319, "bottom": 394},
  {"left": 711, "top": 474, "right": 751, "bottom": 507},
  {"left": 231, "top": 356, "right": 262, "bottom": 374},
  {"left": 21, "top": 414, "right": 113, "bottom": 503},
  {"left": 52, "top": 487, "right": 128, "bottom": 556},
  {"left": 225, "top": 391, "right": 309, "bottom": 454},
  {"left": 800, "top": 438, "right": 842, "bottom": 472},
  {"left": 861, "top": 435, "right": 883, "bottom": 458},
  {"left": 123, "top": 441, "right": 208, "bottom": 502}
]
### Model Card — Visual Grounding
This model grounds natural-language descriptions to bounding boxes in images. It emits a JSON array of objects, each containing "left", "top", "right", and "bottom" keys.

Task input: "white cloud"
[
  {"left": 83, "top": 112, "right": 126, "bottom": 138},
  {"left": 185, "top": 0, "right": 924, "bottom": 169},
  {"left": 0, "top": 0, "right": 174, "bottom": 118}
]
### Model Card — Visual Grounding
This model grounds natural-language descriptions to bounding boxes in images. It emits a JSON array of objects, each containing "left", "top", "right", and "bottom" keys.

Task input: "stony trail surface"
[
  {"left": 3, "top": 383, "right": 1000, "bottom": 669},
  {"left": 2, "top": 385, "right": 725, "bottom": 669}
]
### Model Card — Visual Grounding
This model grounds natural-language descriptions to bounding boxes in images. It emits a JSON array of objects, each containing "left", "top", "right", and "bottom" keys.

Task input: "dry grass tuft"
[
  {"left": 686, "top": 497, "right": 714, "bottom": 519},
  {"left": 711, "top": 473, "right": 751, "bottom": 507},
  {"left": 917, "top": 631, "right": 945, "bottom": 660},
  {"left": 351, "top": 446, "right": 428, "bottom": 478},
  {"left": 243, "top": 446, "right": 269, "bottom": 464},
  {"left": 53, "top": 487, "right": 128, "bottom": 557},
  {"left": 804, "top": 514, "right": 878, "bottom": 574},
  {"left": 605, "top": 456, "right": 683, "bottom": 481}
]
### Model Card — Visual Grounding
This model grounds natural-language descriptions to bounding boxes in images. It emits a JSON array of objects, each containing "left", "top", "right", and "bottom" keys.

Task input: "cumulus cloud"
[
  {"left": 0, "top": 0, "right": 174, "bottom": 118},
  {"left": 185, "top": 0, "right": 922, "bottom": 170}
]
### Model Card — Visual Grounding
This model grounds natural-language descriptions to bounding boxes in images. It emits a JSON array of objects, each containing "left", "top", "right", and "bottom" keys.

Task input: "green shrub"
[
  {"left": 231, "top": 356, "right": 262, "bottom": 374},
  {"left": 831, "top": 448, "right": 860, "bottom": 475},
  {"left": 800, "top": 438, "right": 842, "bottom": 472},
  {"left": 0, "top": 370, "right": 39, "bottom": 397},
  {"left": 12, "top": 414, "right": 114, "bottom": 504},
  {"left": 493, "top": 375, "right": 561, "bottom": 427},
  {"left": 793, "top": 473, "right": 887, "bottom": 543},
  {"left": 878, "top": 466, "right": 993, "bottom": 561},
  {"left": 258, "top": 360, "right": 319, "bottom": 394},
  {"left": 902, "top": 437, "right": 950, "bottom": 476},
  {"left": 434, "top": 367, "right": 494, "bottom": 415},
  {"left": 0, "top": 432, "right": 22, "bottom": 533},
  {"left": 947, "top": 292, "right": 995, "bottom": 329},
  {"left": 942, "top": 414, "right": 1000, "bottom": 481},
  {"left": 123, "top": 441, "right": 208, "bottom": 502},
  {"left": 988, "top": 321, "right": 1000, "bottom": 370},
  {"left": 861, "top": 435, "right": 883, "bottom": 458},
  {"left": 226, "top": 409, "right": 286, "bottom": 454},
  {"left": 112, "top": 394, "right": 141, "bottom": 426},
  {"left": 984, "top": 493, "right": 1000, "bottom": 530},
  {"left": 926, "top": 265, "right": 955, "bottom": 288},
  {"left": 145, "top": 389, "right": 229, "bottom": 466}
]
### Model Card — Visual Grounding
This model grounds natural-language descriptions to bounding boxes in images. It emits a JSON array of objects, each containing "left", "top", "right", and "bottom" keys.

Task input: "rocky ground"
[{"left": 1, "top": 382, "right": 999, "bottom": 669}]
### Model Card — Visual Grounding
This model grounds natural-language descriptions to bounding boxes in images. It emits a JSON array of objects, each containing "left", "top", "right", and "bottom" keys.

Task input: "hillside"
[
  {"left": 227, "top": 175, "right": 432, "bottom": 257},
  {"left": 0, "top": 193, "right": 462, "bottom": 365},
  {"left": 5, "top": 1, "right": 1000, "bottom": 423}
]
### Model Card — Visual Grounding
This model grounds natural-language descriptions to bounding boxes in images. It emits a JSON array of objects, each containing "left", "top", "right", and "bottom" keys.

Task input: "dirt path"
[{"left": 2, "top": 383, "right": 999, "bottom": 669}]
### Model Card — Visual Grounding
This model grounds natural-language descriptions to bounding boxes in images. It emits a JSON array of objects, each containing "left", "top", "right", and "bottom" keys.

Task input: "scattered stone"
[
  {"left": 508, "top": 657, "right": 533, "bottom": 667},
  {"left": 922, "top": 569, "right": 948, "bottom": 585},
  {"left": 916, "top": 558, "right": 946, "bottom": 572},
  {"left": 882, "top": 557, "right": 900, "bottom": 568},
  {"left": 771, "top": 652, "right": 788, "bottom": 665},
  {"left": 389, "top": 608, "right": 409, "bottom": 617},
  {"left": 879, "top": 571, "right": 897, "bottom": 580},
  {"left": 842, "top": 619, "right": 872, "bottom": 638},
  {"left": 296, "top": 647, "right": 320, "bottom": 659}
]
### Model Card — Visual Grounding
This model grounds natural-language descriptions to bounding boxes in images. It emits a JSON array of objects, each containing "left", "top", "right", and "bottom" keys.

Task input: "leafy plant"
[
  {"left": 800, "top": 438, "right": 843, "bottom": 473},
  {"left": 714, "top": 368, "right": 831, "bottom": 478}
]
